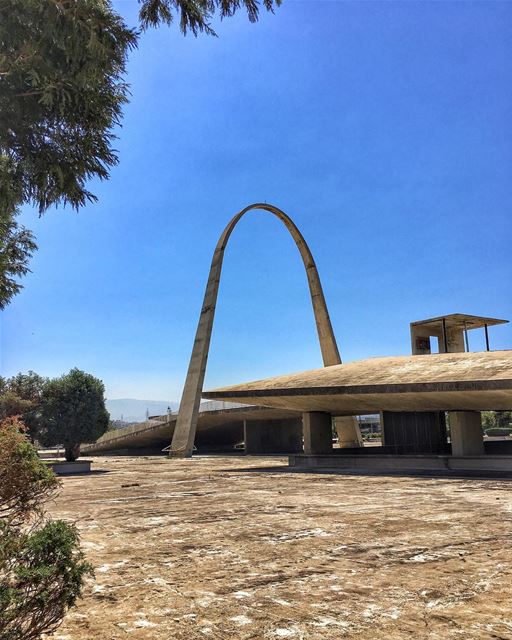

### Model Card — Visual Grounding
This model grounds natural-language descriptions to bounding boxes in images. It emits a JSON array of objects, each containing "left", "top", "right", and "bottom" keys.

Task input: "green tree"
[
  {"left": 3, "top": 372, "right": 46, "bottom": 404},
  {"left": 0, "top": 372, "right": 47, "bottom": 439},
  {"left": 38, "top": 369, "right": 109, "bottom": 461},
  {"left": 482, "top": 410, "right": 512, "bottom": 434},
  {"left": 0, "top": 416, "right": 92, "bottom": 640},
  {"left": 0, "top": 392, "right": 33, "bottom": 422},
  {"left": 139, "top": 0, "right": 282, "bottom": 35},
  {"left": 0, "top": 0, "right": 281, "bottom": 308},
  {"left": 0, "top": 176, "right": 37, "bottom": 310}
]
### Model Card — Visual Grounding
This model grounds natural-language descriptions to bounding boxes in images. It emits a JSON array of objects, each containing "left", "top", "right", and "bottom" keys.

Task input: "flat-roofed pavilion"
[
  {"left": 410, "top": 313, "right": 508, "bottom": 354},
  {"left": 202, "top": 350, "right": 512, "bottom": 472}
]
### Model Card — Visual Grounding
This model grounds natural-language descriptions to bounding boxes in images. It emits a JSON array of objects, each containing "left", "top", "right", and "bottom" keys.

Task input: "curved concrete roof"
[{"left": 203, "top": 351, "right": 512, "bottom": 414}]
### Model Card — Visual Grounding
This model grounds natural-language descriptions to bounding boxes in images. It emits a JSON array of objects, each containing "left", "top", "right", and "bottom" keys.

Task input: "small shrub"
[
  {"left": 0, "top": 417, "right": 57, "bottom": 525},
  {"left": 485, "top": 427, "right": 512, "bottom": 437},
  {"left": 0, "top": 417, "right": 92, "bottom": 640}
]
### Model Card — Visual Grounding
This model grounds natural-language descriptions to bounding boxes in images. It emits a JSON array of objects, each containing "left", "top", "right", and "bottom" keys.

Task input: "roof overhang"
[
  {"left": 203, "top": 351, "right": 512, "bottom": 415},
  {"left": 410, "top": 313, "right": 508, "bottom": 332}
]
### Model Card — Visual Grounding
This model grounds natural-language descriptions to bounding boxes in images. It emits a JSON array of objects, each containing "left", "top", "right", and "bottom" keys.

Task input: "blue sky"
[{"left": 2, "top": 0, "right": 512, "bottom": 401}]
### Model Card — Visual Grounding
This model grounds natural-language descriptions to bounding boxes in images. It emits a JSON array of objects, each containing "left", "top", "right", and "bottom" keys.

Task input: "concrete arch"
[{"left": 170, "top": 203, "right": 341, "bottom": 457}]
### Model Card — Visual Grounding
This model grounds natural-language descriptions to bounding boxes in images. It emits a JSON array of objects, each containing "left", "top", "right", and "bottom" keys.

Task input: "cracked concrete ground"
[{"left": 45, "top": 456, "right": 512, "bottom": 639}]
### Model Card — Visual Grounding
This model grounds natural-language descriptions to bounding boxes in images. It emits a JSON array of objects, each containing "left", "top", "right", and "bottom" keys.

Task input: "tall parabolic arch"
[{"left": 169, "top": 203, "right": 342, "bottom": 457}]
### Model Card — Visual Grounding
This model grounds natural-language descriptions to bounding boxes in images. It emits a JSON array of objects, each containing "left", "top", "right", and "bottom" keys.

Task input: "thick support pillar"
[
  {"left": 449, "top": 411, "right": 484, "bottom": 456},
  {"left": 244, "top": 418, "right": 302, "bottom": 454},
  {"left": 303, "top": 412, "right": 333, "bottom": 455},
  {"left": 334, "top": 417, "right": 363, "bottom": 448}
]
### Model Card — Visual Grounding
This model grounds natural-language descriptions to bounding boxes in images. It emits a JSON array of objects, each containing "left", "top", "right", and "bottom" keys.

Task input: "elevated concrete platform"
[
  {"left": 203, "top": 350, "right": 512, "bottom": 413},
  {"left": 83, "top": 404, "right": 301, "bottom": 454},
  {"left": 289, "top": 453, "right": 512, "bottom": 477}
]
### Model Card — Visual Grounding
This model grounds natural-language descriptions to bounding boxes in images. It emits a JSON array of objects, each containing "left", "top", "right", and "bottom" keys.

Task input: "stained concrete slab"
[{"left": 48, "top": 456, "right": 512, "bottom": 640}]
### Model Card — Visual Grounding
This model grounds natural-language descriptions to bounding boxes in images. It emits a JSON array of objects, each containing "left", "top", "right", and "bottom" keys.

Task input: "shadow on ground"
[{"left": 221, "top": 463, "right": 512, "bottom": 481}]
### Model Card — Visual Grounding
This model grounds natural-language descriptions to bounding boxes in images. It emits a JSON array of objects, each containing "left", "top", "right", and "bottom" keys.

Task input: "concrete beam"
[{"left": 303, "top": 412, "right": 333, "bottom": 455}]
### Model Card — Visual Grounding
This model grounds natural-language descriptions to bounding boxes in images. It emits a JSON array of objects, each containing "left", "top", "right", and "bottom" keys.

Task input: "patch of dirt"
[{"left": 45, "top": 456, "right": 512, "bottom": 639}]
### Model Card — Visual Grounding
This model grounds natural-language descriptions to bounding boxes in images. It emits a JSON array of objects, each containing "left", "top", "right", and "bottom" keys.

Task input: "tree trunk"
[{"left": 64, "top": 443, "right": 80, "bottom": 462}]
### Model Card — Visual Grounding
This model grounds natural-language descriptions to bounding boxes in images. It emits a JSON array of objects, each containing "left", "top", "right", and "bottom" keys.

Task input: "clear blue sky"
[{"left": 2, "top": 0, "right": 512, "bottom": 401}]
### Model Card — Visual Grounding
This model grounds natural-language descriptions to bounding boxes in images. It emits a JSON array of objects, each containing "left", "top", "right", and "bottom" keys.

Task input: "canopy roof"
[
  {"left": 410, "top": 313, "right": 508, "bottom": 331},
  {"left": 203, "top": 351, "right": 512, "bottom": 415}
]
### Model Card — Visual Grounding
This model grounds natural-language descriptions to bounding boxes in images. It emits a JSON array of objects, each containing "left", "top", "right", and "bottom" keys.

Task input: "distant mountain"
[{"left": 105, "top": 399, "right": 179, "bottom": 422}]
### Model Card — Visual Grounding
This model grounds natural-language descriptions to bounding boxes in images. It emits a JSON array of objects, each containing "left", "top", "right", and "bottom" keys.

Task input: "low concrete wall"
[
  {"left": 484, "top": 440, "right": 512, "bottom": 454},
  {"left": 47, "top": 460, "right": 92, "bottom": 475},
  {"left": 289, "top": 454, "right": 512, "bottom": 476}
]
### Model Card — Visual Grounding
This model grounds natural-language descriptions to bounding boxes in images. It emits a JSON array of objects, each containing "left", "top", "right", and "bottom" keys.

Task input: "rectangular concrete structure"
[
  {"left": 410, "top": 314, "right": 508, "bottom": 355},
  {"left": 303, "top": 412, "right": 333, "bottom": 455},
  {"left": 450, "top": 411, "right": 485, "bottom": 456},
  {"left": 47, "top": 460, "right": 92, "bottom": 475},
  {"left": 289, "top": 453, "right": 512, "bottom": 475}
]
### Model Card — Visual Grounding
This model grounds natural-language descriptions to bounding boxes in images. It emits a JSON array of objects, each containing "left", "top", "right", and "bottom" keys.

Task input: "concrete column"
[
  {"left": 303, "top": 412, "right": 333, "bottom": 455},
  {"left": 244, "top": 418, "right": 303, "bottom": 454},
  {"left": 446, "top": 328, "right": 465, "bottom": 353},
  {"left": 334, "top": 417, "right": 363, "bottom": 448},
  {"left": 449, "top": 411, "right": 484, "bottom": 456},
  {"left": 244, "top": 420, "right": 263, "bottom": 454}
]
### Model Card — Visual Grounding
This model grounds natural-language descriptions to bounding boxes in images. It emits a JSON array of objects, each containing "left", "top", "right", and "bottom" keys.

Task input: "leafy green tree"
[
  {"left": 0, "top": 417, "right": 58, "bottom": 524},
  {"left": 139, "top": 0, "right": 282, "bottom": 35},
  {"left": 38, "top": 369, "right": 109, "bottom": 461},
  {"left": 482, "top": 410, "right": 512, "bottom": 434},
  {"left": 0, "top": 372, "right": 47, "bottom": 439},
  {"left": 0, "top": 1, "right": 137, "bottom": 213},
  {"left": 0, "top": 0, "right": 136, "bottom": 308},
  {"left": 0, "top": 416, "right": 92, "bottom": 640},
  {"left": 3, "top": 372, "right": 47, "bottom": 406},
  {"left": 0, "top": 172, "right": 37, "bottom": 309},
  {"left": 0, "top": 0, "right": 281, "bottom": 308},
  {"left": 0, "top": 392, "right": 33, "bottom": 423}
]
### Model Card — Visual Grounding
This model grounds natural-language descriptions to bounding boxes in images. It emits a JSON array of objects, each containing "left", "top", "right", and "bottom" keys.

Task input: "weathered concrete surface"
[
  {"left": 203, "top": 351, "right": 512, "bottom": 413},
  {"left": 450, "top": 411, "right": 485, "bottom": 457},
  {"left": 170, "top": 203, "right": 342, "bottom": 458},
  {"left": 335, "top": 416, "right": 363, "bottom": 448},
  {"left": 243, "top": 418, "right": 303, "bottom": 454},
  {"left": 303, "top": 411, "right": 333, "bottom": 454},
  {"left": 47, "top": 456, "right": 512, "bottom": 640}
]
